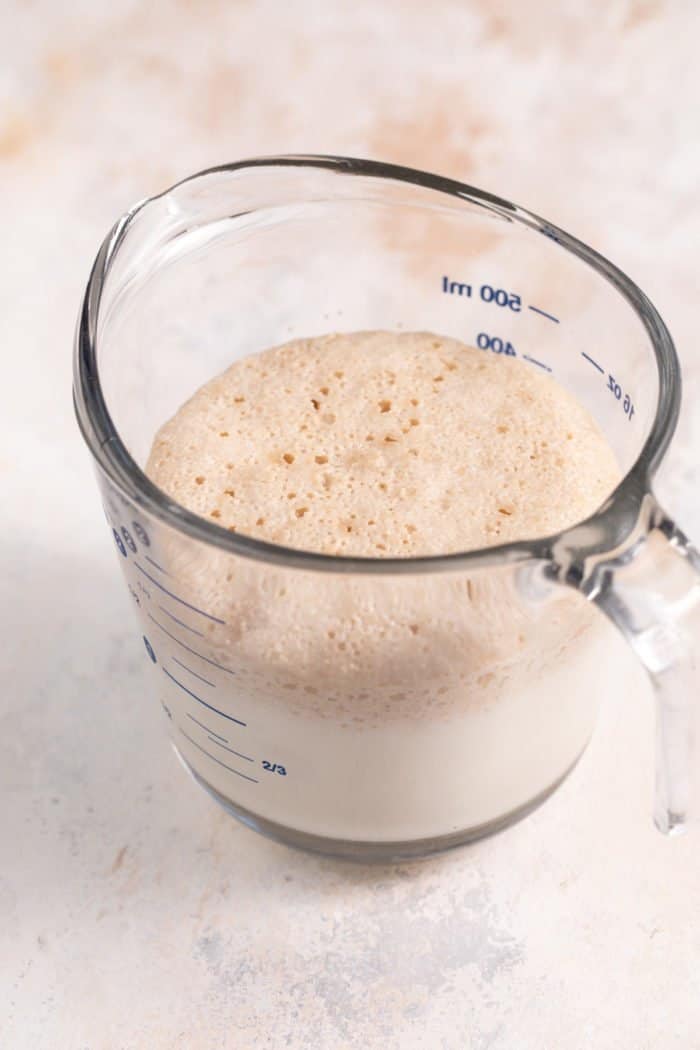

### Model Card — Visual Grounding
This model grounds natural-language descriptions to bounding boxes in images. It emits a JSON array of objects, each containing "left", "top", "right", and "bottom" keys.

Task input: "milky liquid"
[{"left": 145, "top": 332, "right": 621, "bottom": 843}]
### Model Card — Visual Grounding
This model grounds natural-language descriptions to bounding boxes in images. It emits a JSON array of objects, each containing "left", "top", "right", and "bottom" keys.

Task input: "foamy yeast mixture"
[
  {"left": 145, "top": 332, "right": 622, "bottom": 841},
  {"left": 148, "top": 331, "right": 619, "bottom": 556}
]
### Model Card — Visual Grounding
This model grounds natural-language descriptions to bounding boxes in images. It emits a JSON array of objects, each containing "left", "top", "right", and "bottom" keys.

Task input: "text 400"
[
  {"left": 477, "top": 332, "right": 516, "bottom": 356},
  {"left": 608, "top": 374, "right": 635, "bottom": 420}
]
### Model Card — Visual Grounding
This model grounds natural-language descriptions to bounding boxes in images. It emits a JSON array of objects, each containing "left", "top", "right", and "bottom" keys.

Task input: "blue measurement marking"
[
  {"left": 157, "top": 605, "right": 205, "bottom": 637},
  {"left": 148, "top": 613, "right": 235, "bottom": 674},
  {"left": 207, "top": 736, "right": 255, "bottom": 763},
  {"left": 145, "top": 554, "right": 169, "bottom": 575},
  {"left": 134, "top": 562, "right": 225, "bottom": 624},
  {"left": 523, "top": 354, "right": 552, "bottom": 373},
  {"left": 172, "top": 656, "right": 216, "bottom": 687},
  {"left": 186, "top": 713, "right": 228, "bottom": 743},
  {"left": 528, "top": 304, "right": 560, "bottom": 324},
  {"left": 581, "top": 351, "right": 604, "bottom": 374},
  {"left": 179, "top": 726, "right": 258, "bottom": 783},
  {"left": 163, "top": 667, "right": 246, "bottom": 726}
]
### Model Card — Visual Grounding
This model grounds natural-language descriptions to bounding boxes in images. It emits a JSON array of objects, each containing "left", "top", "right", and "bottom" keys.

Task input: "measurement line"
[
  {"left": 134, "top": 562, "right": 225, "bottom": 624},
  {"left": 145, "top": 554, "right": 169, "bottom": 575},
  {"left": 523, "top": 354, "right": 552, "bottom": 373},
  {"left": 179, "top": 727, "right": 258, "bottom": 783},
  {"left": 157, "top": 605, "right": 205, "bottom": 637},
  {"left": 163, "top": 667, "right": 246, "bottom": 726},
  {"left": 148, "top": 614, "right": 235, "bottom": 674},
  {"left": 528, "top": 304, "right": 560, "bottom": 324},
  {"left": 186, "top": 713, "right": 228, "bottom": 742},
  {"left": 581, "top": 351, "right": 604, "bottom": 374},
  {"left": 207, "top": 736, "right": 255, "bottom": 763},
  {"left": 172, "top": 656, "right": 216, "bottom": 687}
]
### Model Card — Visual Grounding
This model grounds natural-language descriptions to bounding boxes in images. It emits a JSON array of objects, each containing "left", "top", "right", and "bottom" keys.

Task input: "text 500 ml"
[{"left": 442, "top": 277, "right": 521, "bottom": 311}]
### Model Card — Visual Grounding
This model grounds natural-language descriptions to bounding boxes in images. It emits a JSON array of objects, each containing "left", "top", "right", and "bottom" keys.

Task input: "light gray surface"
[{"left": 2, "top": 3, "right": 700, "bottom": 1047}]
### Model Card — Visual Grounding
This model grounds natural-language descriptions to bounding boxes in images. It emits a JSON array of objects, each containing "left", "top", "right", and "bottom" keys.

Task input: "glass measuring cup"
[{"left": 74, "top": 156, "right": 700, "bottom": 860}]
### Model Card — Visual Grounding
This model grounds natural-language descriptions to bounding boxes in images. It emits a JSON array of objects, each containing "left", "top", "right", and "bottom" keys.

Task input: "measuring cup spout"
[{"left": 553, "top": 491, "right": 700, "bottom": 834}]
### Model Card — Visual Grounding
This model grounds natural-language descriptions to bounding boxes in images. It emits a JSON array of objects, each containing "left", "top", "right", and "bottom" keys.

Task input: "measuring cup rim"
[{"left": 73, "top": 153, "right": 681, "bottom": 575}]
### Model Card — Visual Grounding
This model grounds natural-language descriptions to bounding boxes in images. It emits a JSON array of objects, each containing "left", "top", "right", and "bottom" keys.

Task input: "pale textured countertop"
[{"left": 3, "top": 3, "right": 700, "bottom": 1048}]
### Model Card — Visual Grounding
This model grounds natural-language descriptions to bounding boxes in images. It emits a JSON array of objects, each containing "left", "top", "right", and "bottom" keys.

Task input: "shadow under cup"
[{"left": 74, "top": 157, "right": 698, "bottom": 859}]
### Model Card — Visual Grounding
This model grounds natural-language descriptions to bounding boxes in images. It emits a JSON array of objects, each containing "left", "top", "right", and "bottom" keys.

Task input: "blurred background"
[{"left": 3, "top": 3, "right": 700, "bottom": 1048}]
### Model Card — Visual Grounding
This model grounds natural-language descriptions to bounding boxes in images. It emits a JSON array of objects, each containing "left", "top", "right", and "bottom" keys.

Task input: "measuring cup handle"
[{"left": 580, "top": 497, "right": 700, "bottom": 834}]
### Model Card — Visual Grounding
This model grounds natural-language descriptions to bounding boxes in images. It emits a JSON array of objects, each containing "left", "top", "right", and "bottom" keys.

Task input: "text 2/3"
[
  {"left": 477, "top": 332, "right": 516, "bottom": 356},
  {"left": 262, "top": 760, "right": 287, "bottom": 776},
  {"left": 442, "top": 276, "right": 521, "bottom": 311},
  {"left": 607, "top": 374, "right": 635, "bottom": 420}
]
